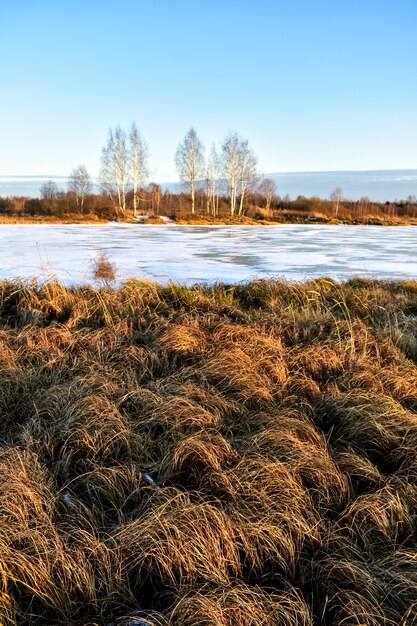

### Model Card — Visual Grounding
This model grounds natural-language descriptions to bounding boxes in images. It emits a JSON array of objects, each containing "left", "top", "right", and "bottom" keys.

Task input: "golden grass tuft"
[
  {"left": 169, "top": 584, "right": 313, "bottom": 626},
  {"left": 118, "top": 491, "right": 242, "bottom": 588}
]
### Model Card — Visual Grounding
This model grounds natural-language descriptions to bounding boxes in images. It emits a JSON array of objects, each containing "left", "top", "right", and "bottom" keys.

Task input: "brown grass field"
[
  {"left": 1, "top": 277, "right": 417, "bottom": 624},
  {"left": 0, "top": 214, "right": 108, "bottom": 224},
  {"left": 1, "top": 213, "right": 417, "bottom": 226}
]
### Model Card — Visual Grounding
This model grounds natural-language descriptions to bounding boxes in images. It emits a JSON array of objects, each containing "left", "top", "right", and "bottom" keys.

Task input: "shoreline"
[{"left": 1, "top": 214, "right": 417, "bottom": 226}]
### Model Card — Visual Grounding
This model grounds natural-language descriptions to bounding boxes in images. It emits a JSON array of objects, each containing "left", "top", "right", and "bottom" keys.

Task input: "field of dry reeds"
[{"left": 1, "top": 277, "right": 417, "bottom": 625}]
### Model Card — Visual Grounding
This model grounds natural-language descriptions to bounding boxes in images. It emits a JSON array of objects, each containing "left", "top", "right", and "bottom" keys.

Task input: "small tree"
[
  {"left": 330, "top": 187, "right": 343, "bottom": 217},
  {"left": 221, "top": 131, "right": 241, "bottom": 216},
  {"left": 149, "top": 182, "right": 162, "bottom": 214},
  {"left": 259, "top": 177, "right": 277, "bottom": 212},
  {"left": 206, "top": 143, "right": 221, "bottom": 216},
  {"left": 358, "top": 196, "right": 370, "bottom": 217},
  {"left": 68, "top": 165, "right": 91, "bottom": 211},
  {"left": 221, "top": 132, "right": 259, "bottom": 216},
  {"left": 40, "top": 180, "right": 58, "bottom": 208},
  {"left": 175, "top": 127, "right": 205, "bottom": 215},
  {"left": 237, "top": 140, "right": 258, "bottom": 215},
  {"left": 130, "top": 123, "right": 149, "bottom": 217},
  {"left": 99, "top": 126, "right": 131, "bottom": 216}
]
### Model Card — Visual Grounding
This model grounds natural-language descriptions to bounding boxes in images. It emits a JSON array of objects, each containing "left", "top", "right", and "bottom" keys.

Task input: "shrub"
[{"left": 91, "top": 252, "right": 117, "bottom": 285}]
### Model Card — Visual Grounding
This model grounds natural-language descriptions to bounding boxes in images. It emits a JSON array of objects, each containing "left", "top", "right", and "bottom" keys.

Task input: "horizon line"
[{"left": 1, "top": 167, "right": 417, "bottom": 182}]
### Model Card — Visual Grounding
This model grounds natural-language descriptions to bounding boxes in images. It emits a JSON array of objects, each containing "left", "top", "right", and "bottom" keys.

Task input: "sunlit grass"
[{"left": 0, "top": 277, "right": 417, "bottom": 624}]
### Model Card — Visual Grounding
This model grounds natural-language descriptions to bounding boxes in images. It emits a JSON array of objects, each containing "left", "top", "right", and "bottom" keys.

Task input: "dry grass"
[
  {"left": 91, "top": 253, "right": 118, "bottom": 285},
  {"left": 0, "top": 277, "right": 417, "bottom": 624},
  {"left": 0, "top": 214, "right": 107, "bottom": 224}
]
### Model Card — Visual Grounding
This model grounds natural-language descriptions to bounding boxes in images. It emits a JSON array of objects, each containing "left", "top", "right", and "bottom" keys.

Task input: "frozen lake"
[{"left": 0, "top": 223, "right": 416, "bottom": 284}]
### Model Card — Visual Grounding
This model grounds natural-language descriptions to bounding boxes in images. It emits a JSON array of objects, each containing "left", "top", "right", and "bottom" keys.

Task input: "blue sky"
[{"left": 1, "top": 0, "right": 416, "bottom": 181}]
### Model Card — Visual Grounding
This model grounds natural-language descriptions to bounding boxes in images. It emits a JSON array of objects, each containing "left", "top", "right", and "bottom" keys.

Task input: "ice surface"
[{"left": 0, "top": 223, "right": 416, "bottom": 285}]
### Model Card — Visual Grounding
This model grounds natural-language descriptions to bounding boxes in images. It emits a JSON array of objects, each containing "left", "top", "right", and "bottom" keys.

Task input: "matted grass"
[{"left": 0, "top": 277, "right": 417, "bottom": 624}]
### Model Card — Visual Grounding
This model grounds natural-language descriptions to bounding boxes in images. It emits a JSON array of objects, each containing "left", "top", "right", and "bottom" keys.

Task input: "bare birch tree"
[
  {"left": 99, "top": 126, "right": 130, "bottom": 215},
  {"left": 175, "top": 127, "right": 205, "bottom": 214},
  {"left": 149, "top": 183, "right": 162, "bottom": 214},
  {"left": 68, "top": 165, "right": 91, "bottom": 211},
  {"left": 259, "top": 177, "right": 277, "bottom": 212},
  {"left": 130, "top": 123, "right": 149, "bottom": 217},
  {"left": 221, "top": 131, "right": 241, "bottom": 216},
  {"left": 206, "top": 143, "right": 221, "bottom": 216},
  {"left": 330, "top": 186, "right": 343, "bottom": 217},
  {"left": 40, "top": 180, "right": 58, "bottom": 207},
  {"left": 237, "top": 140, "right": 258, "bottom": 215}
]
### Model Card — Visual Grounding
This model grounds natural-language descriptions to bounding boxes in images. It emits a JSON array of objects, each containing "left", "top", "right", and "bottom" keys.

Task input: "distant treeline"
[
  {"left": 1, "top": 123, "right": 417, "bottom": 223},
  {"left": 1, "top": 188, "right": 417, "bottom": 224}
]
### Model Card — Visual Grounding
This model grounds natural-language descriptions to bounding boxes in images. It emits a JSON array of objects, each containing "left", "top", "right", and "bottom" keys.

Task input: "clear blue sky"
[{"left": 1, "top": 0, "right": 416, "bottom": 181}]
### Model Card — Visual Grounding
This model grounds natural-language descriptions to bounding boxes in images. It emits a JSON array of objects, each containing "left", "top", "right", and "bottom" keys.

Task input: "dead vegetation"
[
  {"left": 91, "top": 253, "right": 118, "bottom": 285},
  {"left": 0, "top": 277, "right": 417, "bottom": 624}
]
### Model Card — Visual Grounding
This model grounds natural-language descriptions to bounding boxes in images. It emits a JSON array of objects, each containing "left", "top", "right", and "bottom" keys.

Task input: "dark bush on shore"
[{"left": 0, "top": 277, "right": 417, "bottom": 624}]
